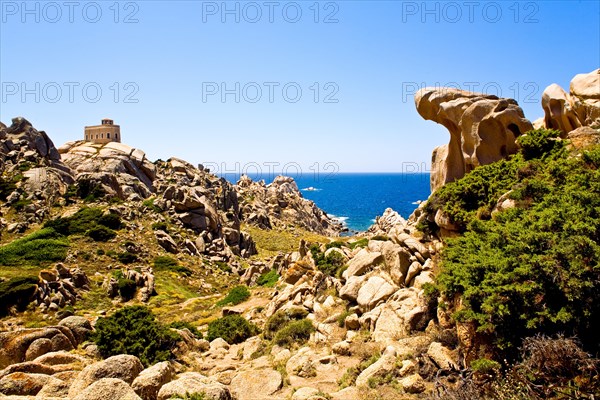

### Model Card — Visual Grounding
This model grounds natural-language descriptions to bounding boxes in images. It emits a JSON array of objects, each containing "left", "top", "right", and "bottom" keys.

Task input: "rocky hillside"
[{"left": 0, "top": 69, "right": 598, "bottom": 400}]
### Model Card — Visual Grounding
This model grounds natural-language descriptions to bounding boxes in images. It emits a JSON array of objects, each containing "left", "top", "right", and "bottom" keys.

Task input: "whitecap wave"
[{"left": 301, "top": 187, "right": 321, "bottom": 192}]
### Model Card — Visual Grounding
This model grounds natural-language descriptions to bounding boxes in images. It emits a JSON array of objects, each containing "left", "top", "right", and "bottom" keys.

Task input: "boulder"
[
  {"left": 157, "top": 372, "right": 231, "bottom": 400},
  {"left": 132, "top": 361, "right": 174, "bottom": 400},
  {"left": 399, "top": 373, "right": 426, "bottom": 393},
  {"left": 58, "top": 316, "right": 92, "bottom": 344},
  {"left": 0, "top": 372, "right": 62, "bottom": 396},
  {"left": 68, "top": 355, "right": 144, "bottom": 396},
  {"left": 415, "top": 88, "right": 533, "bottom": 191},
  {"left": 72, "top": 378, "right": 142, "bottom": 400},
  {"left": 344, "top": 249, "right": 383, "bottom": 278},
  {"left": 0, "top": 327, "right": 77, "bottom": 369},
  {"left": 356, "top": 276, "right": 397, "bottom": 312},
  {"left": 229, "top": 369, "right": 282, "bottom": 400},
  {"left": 427, "top": 342, "right": 459, "bottom": 370},
  {"left": 355, "top": 350, "right": 396, "bottom": 387}
]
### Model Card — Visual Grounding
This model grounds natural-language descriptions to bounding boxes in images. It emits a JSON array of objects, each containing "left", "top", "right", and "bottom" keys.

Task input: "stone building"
[{"left": 84, "top": 119, "right": 121, "bottom": 144}]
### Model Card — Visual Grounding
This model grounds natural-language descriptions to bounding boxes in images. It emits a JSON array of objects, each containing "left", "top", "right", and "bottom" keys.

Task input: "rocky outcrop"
[
  {"left": 68, "top": 354, "right": 144, "bottom": 396},
  {"left": 541, "top": 69, "right": 600, "bottom": 135},
  {"left": 34, "top": 264, "right": 90, "bottom": 314},
  {"left": 415, "top": 88, "right": 533, "bottom": 191},
  {"left": 59, "top": 141, "right": 156, "bottom": 201},
  {"left": 0, "top": 117, "right": 75, "bottom": 227},
  {"left": 236, "top": 175, "right": 342, "bottom": 236}
]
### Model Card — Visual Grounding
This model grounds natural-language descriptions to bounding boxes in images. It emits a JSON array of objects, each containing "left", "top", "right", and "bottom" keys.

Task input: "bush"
[
  {"left": 206, "top": 315, "right": 258, "bottom": 344},
  {"left": 256, "top": 269, "right": 279, "bottom": 287},
  {"left": 168, "top": 321, "right": 202, "bottom": 338},
  {"left": 87, "top": 226, "right": 117, "bottom": 242},
  {"left": 90, "top": 306, "right": 180, "bottom": 367},
  {"left": 117, "top": 251, "right": 137, "bottom": 264},
  {"left": 310, "top": 245, "right": 347, "bottom": 277},
  {"left": 151, "top": 222, "right": 168, "bottom": 232},
  {"left": 153, "top": 256, "right": 192, "bottom": 276},
  {"left": 77, "top": 180, "right": 106, "bottom": 202},
  {"left": 0, "top": 276, "right": 38, "bottom": 316},
  {"left": 273, "top": 319, "right": 314, "bottom": 347},
  {"left": 470, "top": 358, "right": 501, "bottom": 375},
  {"left": 118, "top": 278, "right": 137, "bottom": 300},
  {"left": 143, "top": 197, "right": 162, "bottom": 213},
  {"left": 264, "top": 307, "right": 309, "bottom": 340},
  {"left": 517, "top": 128, "right": 564, "bottom": 161},
  {"left": 98, "top": 213, "right": 122, "bottom": 230},
  {"left": 437, "top": 142, "right": 600, "bottom": 355},
  {"left": 45, "top": 207, "right": 103, "bottom": 236},
  {"left": 214, "top": 261, "right": 231, "bottom": 273},
  {"left": 0, "top": 228, "right": 68, "bottom": 266},
  {"left": 216, "top": 285, "right": 250, "bottom": 306}
]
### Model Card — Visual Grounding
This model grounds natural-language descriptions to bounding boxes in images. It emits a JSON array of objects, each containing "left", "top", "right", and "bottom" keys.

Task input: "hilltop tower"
[{"left": 84, "top": 119, "right": 121, "bottom": 144}]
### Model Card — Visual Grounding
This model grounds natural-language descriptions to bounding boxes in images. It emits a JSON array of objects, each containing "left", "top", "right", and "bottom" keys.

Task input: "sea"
[{"left": 221, "top": 173, "right": 431, "bottom": 233}]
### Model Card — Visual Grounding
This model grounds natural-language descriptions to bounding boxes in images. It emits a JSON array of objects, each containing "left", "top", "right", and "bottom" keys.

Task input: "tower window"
[{"left": 107, "top": 133, "right": 110, "bottom": 139}]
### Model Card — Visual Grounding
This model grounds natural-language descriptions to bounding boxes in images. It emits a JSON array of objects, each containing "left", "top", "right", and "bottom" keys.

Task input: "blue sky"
[{"left": 1, "top": 0, "right": 598, "bottom": 173}]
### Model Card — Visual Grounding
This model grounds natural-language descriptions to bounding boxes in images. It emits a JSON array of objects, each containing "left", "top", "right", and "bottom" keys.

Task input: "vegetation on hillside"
[
  {"left": 426, "top": 129, "right": 600, "bottom": 357},
  {"left": 91, "top": 306, "right": 180, "bottom": 366}
]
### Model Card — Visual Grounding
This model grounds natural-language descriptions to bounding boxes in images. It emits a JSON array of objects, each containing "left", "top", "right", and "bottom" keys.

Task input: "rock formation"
[
  {"left": 415, "top": 88, "right": 533, "bottom": 192},
  {"left": 236, "top": 175, "right": 341, "bottom": 236},
  {"left": 541, "top": 68, "right": 600, "bottom": 135}
]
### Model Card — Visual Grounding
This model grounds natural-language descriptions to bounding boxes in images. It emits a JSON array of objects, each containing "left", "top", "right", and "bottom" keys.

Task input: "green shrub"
[
  {"left": 98, "top": 213, "right": 122, "bottom": 230},
  {"left": 45, "top": 207, "right": 103, "bottom": 236},
  {"left": 0, "top": 174, "right": 22, "bottom": 201},
  {"left": 117, "top": 251, "right": 137, "bottom": 264},
  {"left": 214, "top": 261, "right": 231, "bottom": 273},
  {"left": 0, "top": 276, "right": 38, "bottom": 316},
  {"left": 12, "top": 198, "right": 32, "bottom": 211},
  {"left": 90, "top": 306, "right": 180, "bottom": 367},
  {"left": 264, "top": 307, "right": 309, "bottom": 340},
  {"left": 143, "top": 197, "right": 162, "bottom": 213},
  {"left": 118, "top": 278, "right": 137, "bottom": 300},
  {"left": 206, "top": 315, "right": 258, "bottom": 344},
  {"left": 96, "top": 249, "right": 105, "bottom": 256},
  {"left": 216, "top": 285, "right": 250, "bottom": 306},
  {"left": 0, "top": 228, "right": 68, "bottom": 266},
  {"left": 153, "top": 256, "right": 192, "bottom": 276},
  {"left": 348, "top": 238, "right": 369, "bottom": 249},
  {"left": 78, "top": 180, "right": 106, "bottom": 202},
  {"left": 273, "top": 319, "right": 314, "bottom": 347},
  {"left": 370, "top": 235, "right": 390, "bottom": 242},
  {"left": 471, "top": 358, "right": 501, "bottom": 374},
  {"left": 310, "top": 245, "right": 347, "bottom": 277},
  {"left": 87, "top": 226, "right": 117, "bottom": 242},
  {"left": 151, "top": 222, "right": 168, "bottom": 232},
  {"left": 437, "top": 142, "right": 600, "bottom": 355},
  {"left": 256, "top": 269, "right": 279, "bottom": 287},
  {"left": 517, "top": 128, "right": 564, "bottom": 161},
  {"left": 168, "top": 321, "right": 202, "bottom": 338}
]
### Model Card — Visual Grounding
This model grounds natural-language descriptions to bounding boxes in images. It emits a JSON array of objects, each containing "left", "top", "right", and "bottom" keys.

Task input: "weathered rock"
[
  {"left": 131, "top": 361, "right": 174, "bottom": 400},
  {"left": 72, "top": 378, "right": 142, "bottom": 400},
  {"left": 229, "top": 369, "right": 282, "bottom": 400},
  {"left": 0, "top": 327, "right": 77, "bottom": 369},
  {"left": 399, "top": 373, "right": 426, "bottom": 393},
  {"left": 567, "top": 126, "right": 600, "bottom": 150},
  {"left": 0, "top": 372, "right": 62, "bottom": 396},
  {"left": 371, "top": 288, "right": 428, "bottom": 342},
  {"left": 356, "top": 276, "right": 397, "bottom": 312},
  {"left": 415, "top": 88, "right": 533, "bottom": 191},
  {"left": 427, "top": 342, "right": 459, "bottom": 370},
  {"left": 344, "top": 249, "right": 383, "bottom": 278},
  {"left": 338, "top": 275, "right": 366, "bottom": 302},
  {"left": 355, "top": 350, "right": 396, "bottom": 387},
  {"left": 157, "top": 372, "right": 231, "bottom": 400},
  {"left": 68, "top": 355, "right": 144, "bottom": 396},
  {"left": 154, "top": 230, "right": 178, "bottom": 254},
  {"left": 292, "top": 387, "right": 321, "bottom": 400},
  {"left": 58, "top": 316, "right": 92, "bottom": 344}
]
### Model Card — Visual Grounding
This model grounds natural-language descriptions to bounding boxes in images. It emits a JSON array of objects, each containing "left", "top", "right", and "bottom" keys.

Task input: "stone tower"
[{"left": 84, "top": 119, "right": 121, "bottom": 144}]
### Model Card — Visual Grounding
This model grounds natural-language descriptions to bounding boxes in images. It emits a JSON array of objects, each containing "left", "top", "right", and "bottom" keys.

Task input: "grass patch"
[
  {"left": 153, "top": 256, "right": 192, "bottom": 276},
  {"left": 242, "top": 224, "right": 328, "bottom": 258},
  {"left": 0, "top": 276, "right": 38, "bottom": 316},
  {"left": 0, "top": 228, "right": 68, "bottom": 266},
  {"left": 256, "top": 269, "right": 279, "bottom": 287},
  {"left": 216, "top": 285, "right": 250, "bottom": 306}
]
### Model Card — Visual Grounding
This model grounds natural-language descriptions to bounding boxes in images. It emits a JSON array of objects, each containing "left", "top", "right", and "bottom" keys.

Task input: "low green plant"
[
  {"left": 214, "top": 261, "right": 232, "bottom": 273},
  {"left": 0, "top": 228, "right": 68, "bottom": 266},
  {"left": 216, "top": 285, "right": 250, "bottom": 306},
  {"left": 153, "top": 256, "right": 192, "bottom": 276},
  {"left": 86, "top": 225, "right": 117, "bottom": 242},
  {"left": 0, "top": 276, "right": 38, "bottom": 316},
  {"left": 118, "top": 278, "right": 137, "bottom": 300},
  {"left": 273, "top": 319, "right": 314, "bottom": 347},
  {"left": 206, "top": 315, "right": 258, "bottom": 344},
  {"left": 143, "top": 197, "right": 162, "bottom": 213},
  {"left": 117, "top": 251, "right": 137, "bottom": 264},
  {"left": 168, "top": 321, "right": 202, "bottom": 338},
  {"left": 263, "top": 307, "right": 309, "bottom": 340},
  {"left": 310, "top": 245, "right": 347, "bottom": 277},
  {"left": 151, "top": 221, "right": 169, "bottom": 232},
  {"left": 256, "top": 269, "right": 279, "bottom": 287},
  {"left": 471, "top": 358, "right": 501, "bottom": 375},
  {"left": 90, "top": 306, "right": 180, "bottom": 367}
]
